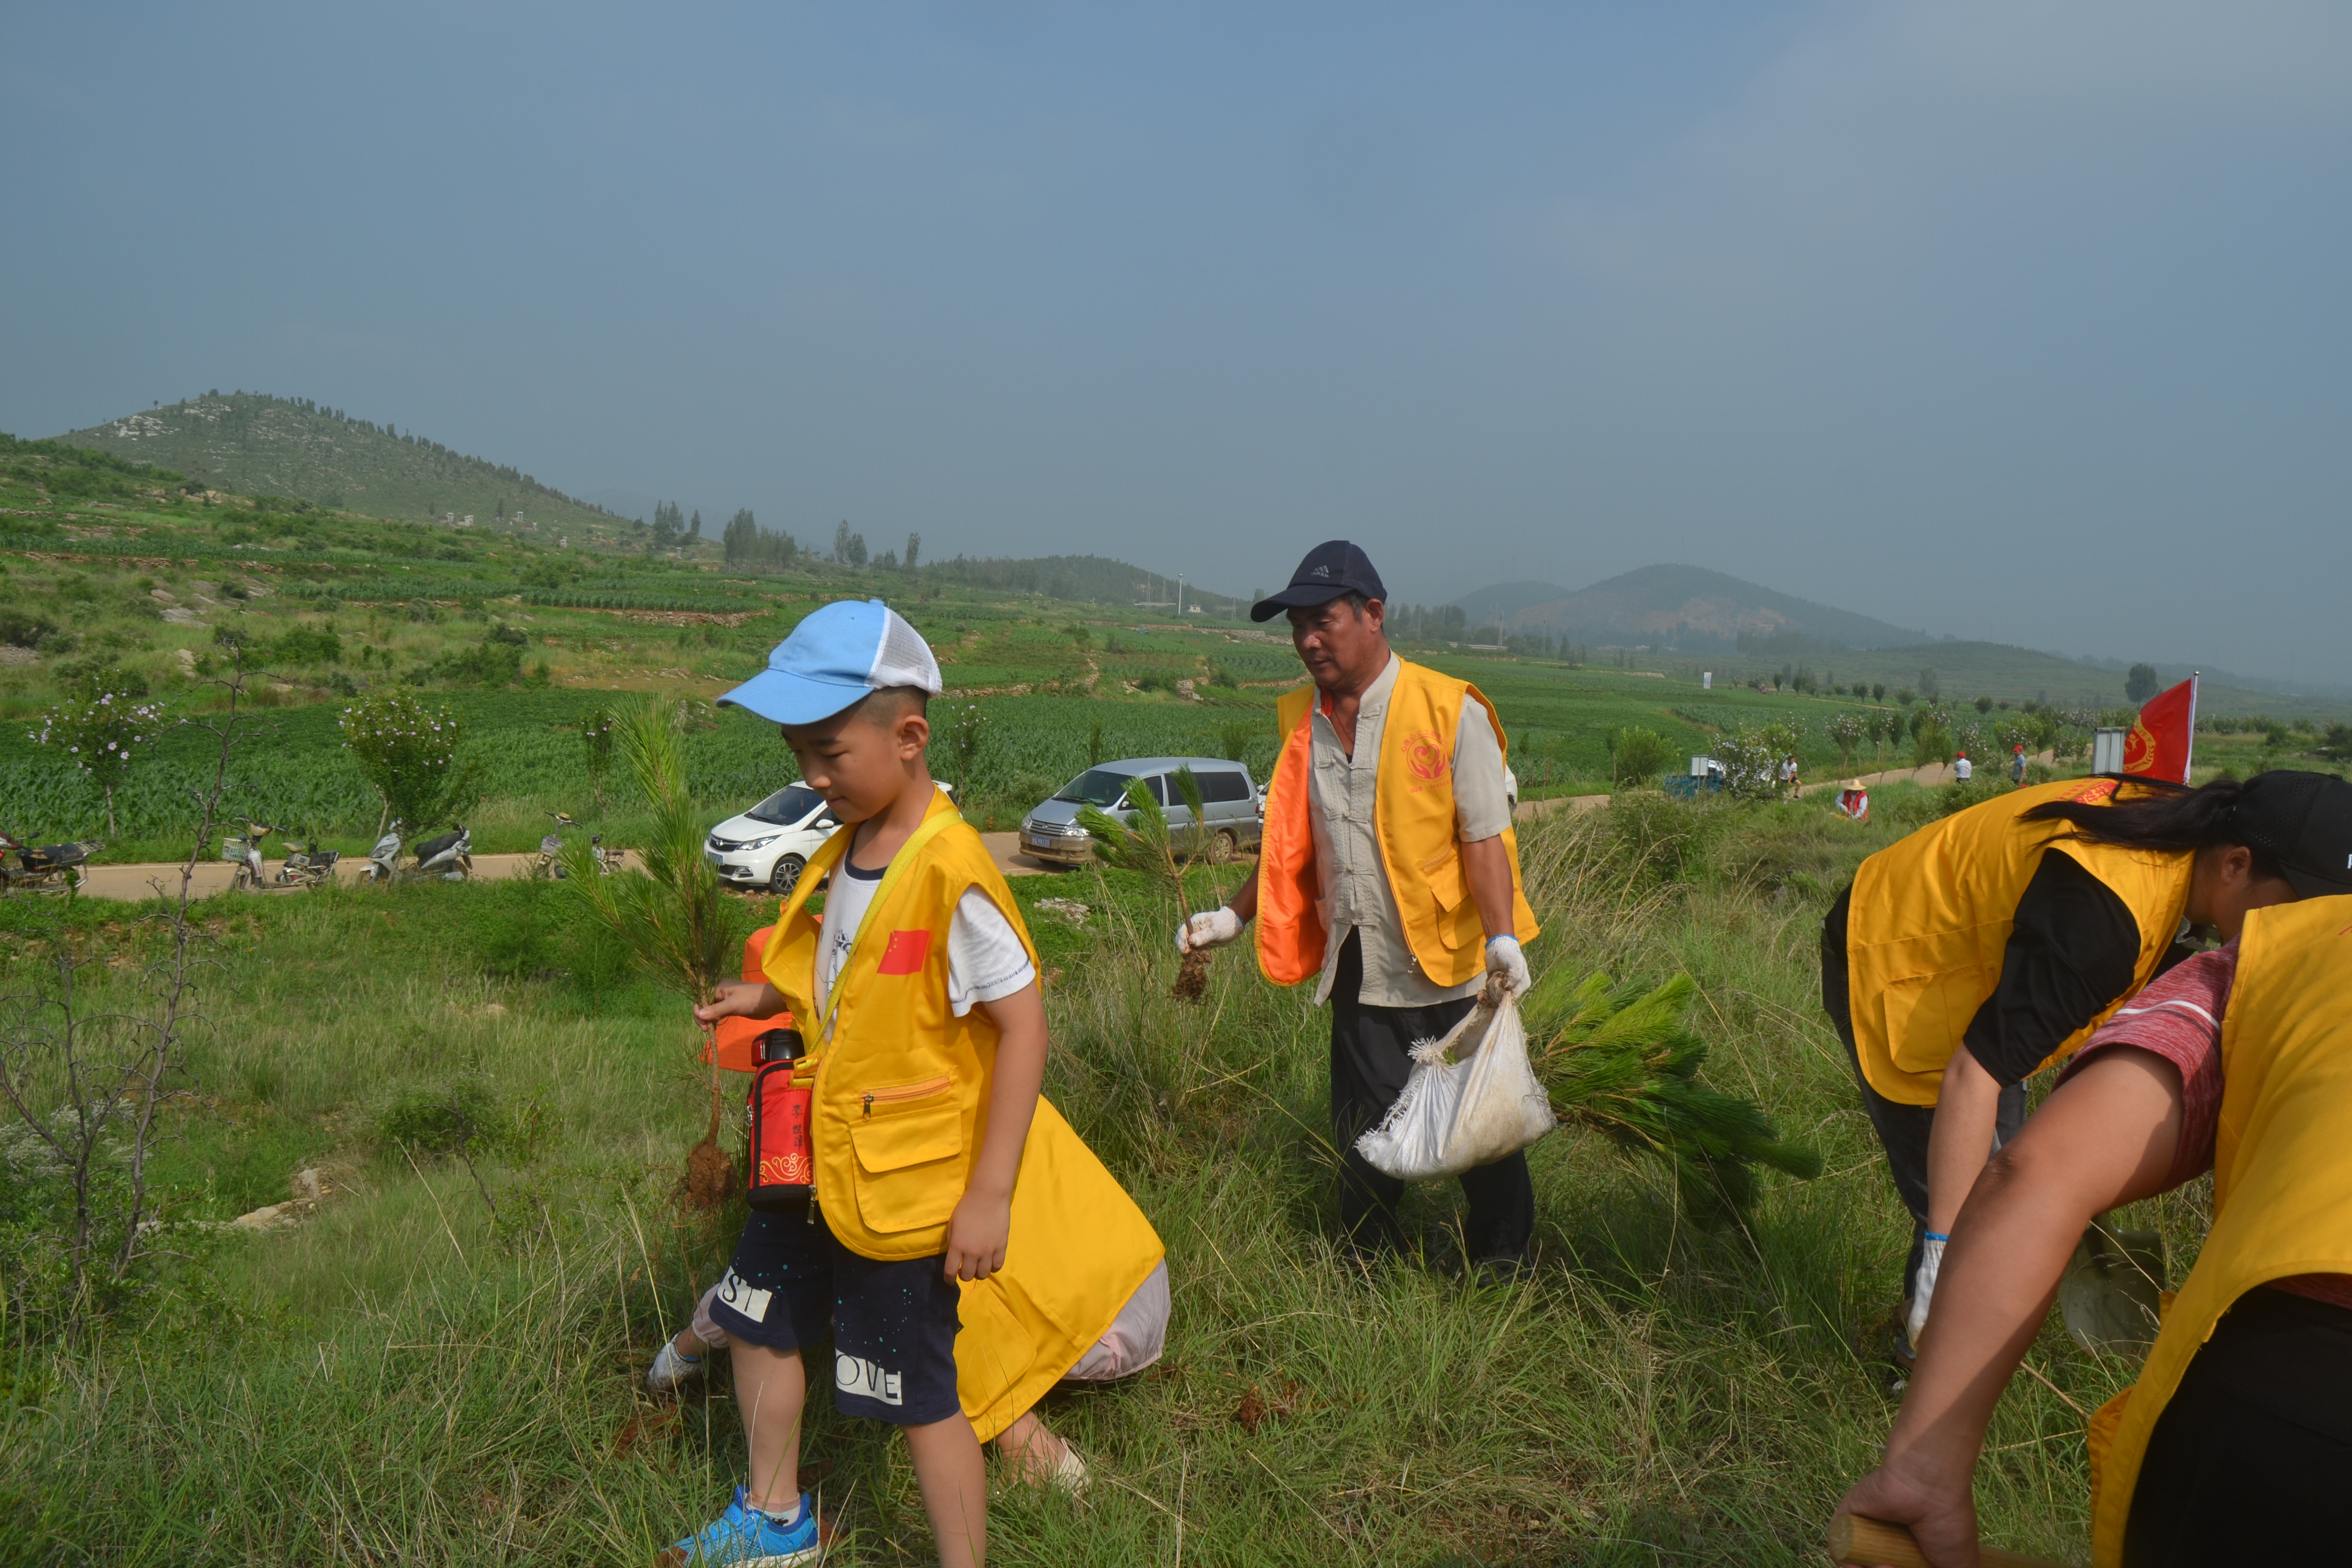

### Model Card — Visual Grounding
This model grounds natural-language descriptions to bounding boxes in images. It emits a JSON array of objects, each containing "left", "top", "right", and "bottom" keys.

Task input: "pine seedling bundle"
[
  {"left": 1076, "top": 766, "right": 1215, "bottom": 998},
  {"left": 1527, "top": 970, "right": 1821, "bottom": 1226},
  {"left": 559, "top": 697, "right": 736, "bottom": 1209}
]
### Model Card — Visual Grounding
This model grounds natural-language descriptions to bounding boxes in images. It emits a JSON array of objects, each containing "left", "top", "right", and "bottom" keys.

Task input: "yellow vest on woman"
[
  {"left": 761, "top": 787, "right": 1165, "bottom": 1440},
  {"left": 1845, "top": 778, "right": 2195, "bottom": 1106},
  {"left": 2086, "top": 896, "right": 2352, "bottom": 1564},
  {"left": 1255, "top": 662, "right": 1538, "bottom": 989}
]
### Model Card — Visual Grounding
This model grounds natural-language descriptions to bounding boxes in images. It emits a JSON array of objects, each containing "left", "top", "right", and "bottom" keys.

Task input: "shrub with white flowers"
[
  {"left": 29, "top": 690, "right": 164, "bottom": 836},
  {"left": 339, "top": 689, "right": 480, "bottom": 836}
]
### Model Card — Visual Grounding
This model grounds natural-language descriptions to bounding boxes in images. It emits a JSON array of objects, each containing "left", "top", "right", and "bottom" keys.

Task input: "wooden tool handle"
[{"left": 1828, "top": 1512, "right": 2065, "bottom": 1568}]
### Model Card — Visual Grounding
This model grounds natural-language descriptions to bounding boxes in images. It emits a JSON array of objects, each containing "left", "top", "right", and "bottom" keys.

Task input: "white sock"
[{"left": 754, "top": 1494, "right": 804, "bottom": 1527}]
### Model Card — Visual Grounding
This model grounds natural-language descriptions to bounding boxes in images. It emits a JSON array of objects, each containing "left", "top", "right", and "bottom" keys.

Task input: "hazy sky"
[{"left": 6, "top": 3, "right": 2349, "bottom": 683}]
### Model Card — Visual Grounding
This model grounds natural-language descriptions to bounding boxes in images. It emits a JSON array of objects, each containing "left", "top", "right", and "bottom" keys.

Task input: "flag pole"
[{"left": 2184, "top": 672, "right": 2199, "bottom": 783}]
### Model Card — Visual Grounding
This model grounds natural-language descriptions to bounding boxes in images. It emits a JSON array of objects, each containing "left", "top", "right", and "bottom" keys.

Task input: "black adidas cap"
[
  {"left": 1250, "top": 540, "right": 1388, "bottom": 623},
  {"left": 2235, "top": 770, "right": 2352, "bottom": 899}
]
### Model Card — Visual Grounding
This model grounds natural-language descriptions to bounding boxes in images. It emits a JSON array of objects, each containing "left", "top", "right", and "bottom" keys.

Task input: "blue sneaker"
[{"left": 662, "top": 1487, "right": 822, "bottom": 1567}]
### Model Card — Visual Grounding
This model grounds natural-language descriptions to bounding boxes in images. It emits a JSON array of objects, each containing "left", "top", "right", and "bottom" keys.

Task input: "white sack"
[{"left": 1353, "top": 991, "right": 1556, "bottom": 1182}]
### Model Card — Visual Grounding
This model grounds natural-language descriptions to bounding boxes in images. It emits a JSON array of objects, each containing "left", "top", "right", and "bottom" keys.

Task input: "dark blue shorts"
[
  {"left": 705, "top": 1208, "right": 835, "bottom": 1353},
  {"left": 828, "top": 1245, "right": 963, "bottom": 1428}
]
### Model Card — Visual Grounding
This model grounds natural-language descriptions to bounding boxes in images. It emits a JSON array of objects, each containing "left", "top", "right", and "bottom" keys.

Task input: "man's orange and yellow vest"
[
  {"left": 1845, "top": 778, "right": 2196, "bottom": 1106},
  {"left": 2086, "top": 895, "right": 2352, "bottom": 1564},
  {"left": 760, "top": 787, "right": 1164, "bottom": 1439},
  {"left": 1255, "top": 660, "right": 1538, "bottom": 990}
]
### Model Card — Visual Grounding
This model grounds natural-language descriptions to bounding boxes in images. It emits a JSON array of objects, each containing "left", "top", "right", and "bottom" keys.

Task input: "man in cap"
[{"left": 1177, "top": 542, "right": 1542, "bottom": 1273}]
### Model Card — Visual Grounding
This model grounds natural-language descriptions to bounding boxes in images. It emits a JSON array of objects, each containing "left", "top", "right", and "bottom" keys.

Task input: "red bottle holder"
[{"left": 745, "top": 1028, "right": 814, "bottom": 1212}]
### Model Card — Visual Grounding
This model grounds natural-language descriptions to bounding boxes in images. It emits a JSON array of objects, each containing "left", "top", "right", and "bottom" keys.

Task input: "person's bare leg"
[
  {"left": 992, "top": 1409, "right": 1072, "bottom": 1484},
  {"left": 728, "top": 1338, "right": 806, "bottom": 1512},
  {"left": 674, "top": 1325, "right": 709, "bottom": 1358},
  {"left": 905, "top": 1412, "right": 988, "bottom": 1568}
]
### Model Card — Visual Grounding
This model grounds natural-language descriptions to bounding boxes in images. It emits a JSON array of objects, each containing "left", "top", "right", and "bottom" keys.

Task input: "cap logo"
[{"left": 1313, "top": 565, "right": 1330, "bottom": 577}]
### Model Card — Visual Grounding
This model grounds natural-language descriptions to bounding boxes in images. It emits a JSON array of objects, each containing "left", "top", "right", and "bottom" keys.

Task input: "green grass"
[{"left": 2, "top": 788, "right": 2215, "bottom": 1565}]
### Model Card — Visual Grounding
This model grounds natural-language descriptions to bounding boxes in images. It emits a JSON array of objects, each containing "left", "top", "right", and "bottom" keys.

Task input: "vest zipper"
[{"left": 860, "top": 1075, "right": 953, "bottom": 1116}]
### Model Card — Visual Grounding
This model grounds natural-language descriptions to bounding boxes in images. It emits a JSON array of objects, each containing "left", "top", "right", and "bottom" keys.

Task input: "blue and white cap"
[{"left": 717, "top": 599, "right": 943, "bottom": 725}]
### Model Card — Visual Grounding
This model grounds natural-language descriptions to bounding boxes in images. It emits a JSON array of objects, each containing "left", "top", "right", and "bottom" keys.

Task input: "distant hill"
[
  {"left": 1455, "top": 564, "right": 1927, "bottom": 653},
  {"left": 54, "top": 393, "right": 629, "bottom": 539},
  {"left": 925, "top": 552, "right": 1242, "bottom": 610}
]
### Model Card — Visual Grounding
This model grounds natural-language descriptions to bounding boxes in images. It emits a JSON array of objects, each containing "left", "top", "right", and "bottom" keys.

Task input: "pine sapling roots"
[{"left": 1173, "top": 947, "right": 1212, "bottom": 1001}]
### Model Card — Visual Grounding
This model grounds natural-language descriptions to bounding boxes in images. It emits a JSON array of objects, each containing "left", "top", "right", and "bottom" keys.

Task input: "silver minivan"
[{"left": 1020, "top": 755, "right": 1262, "bottom": 867}]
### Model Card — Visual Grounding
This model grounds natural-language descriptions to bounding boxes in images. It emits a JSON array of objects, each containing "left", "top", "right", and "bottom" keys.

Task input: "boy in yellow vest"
[{"left": 674, "top": 598, "right": 1131, "bottom": 1568}]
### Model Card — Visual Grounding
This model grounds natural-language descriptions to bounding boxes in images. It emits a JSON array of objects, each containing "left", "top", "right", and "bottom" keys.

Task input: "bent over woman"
[
  {"left": 1822, "top": 771, "right": 2345, "bottom": 1357},
  {"left": 1839, "top": 877, "right": 2352, "bottom": 1563}
]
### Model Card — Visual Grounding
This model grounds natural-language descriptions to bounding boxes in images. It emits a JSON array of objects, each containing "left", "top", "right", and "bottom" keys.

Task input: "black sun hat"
[
  {"left": 1250, "top": 541, "right": 1388, "bottom": 623},
  {"left": 2234, "top": 770, "right": 2352, "bottom": 899}
]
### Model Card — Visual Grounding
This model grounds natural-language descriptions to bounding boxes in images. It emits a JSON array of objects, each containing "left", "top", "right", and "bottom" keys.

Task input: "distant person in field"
[
  {"left": 1952, "top": 751, "right": 1972, "bottom": 783},
  {"left": 1173, "top": 541, "right": 1541, "bottom": 1275},
  {"left": 2011, "top": 744, "right": 2029, "bottom": 787},
  {"left": 1840, "top": 879, "right": 2352, "bottom": 1564},
  {"left": 668, "top": 600, "right": 1164, "bottom": 1568},
  {"left": 1820, "top": 772, "right": 2351, "bottom": 1368}
]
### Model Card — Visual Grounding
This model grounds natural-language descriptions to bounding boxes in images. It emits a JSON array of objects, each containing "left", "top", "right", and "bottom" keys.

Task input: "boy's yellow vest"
[
  {"left": 1845, "top": 778, "right": 2195, "bottom": 1106},
  {"left": 761, "top": 788, "right": 1165, "bottom": 1439},
  {"left": 2086, "top": 896, "right": 2352, "bottom": 1564},
  {"left": 1255, "top": 660, "right": 1538, "bottom": 989}
]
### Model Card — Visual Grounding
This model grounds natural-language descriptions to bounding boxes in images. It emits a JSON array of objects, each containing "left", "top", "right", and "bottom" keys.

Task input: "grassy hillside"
[{"left": 55, "top": 393, "right": 635, "bottom": 542}]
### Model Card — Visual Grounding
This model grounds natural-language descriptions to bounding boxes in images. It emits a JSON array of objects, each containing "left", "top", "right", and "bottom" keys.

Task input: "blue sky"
[{"left": 5, "top": 3, "right": 2348, "bottom": 683}]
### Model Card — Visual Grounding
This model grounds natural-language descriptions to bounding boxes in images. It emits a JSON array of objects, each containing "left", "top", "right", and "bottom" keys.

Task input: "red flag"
[{"left": 2122, "top": 675, "right": 2198, "bottom": 784}]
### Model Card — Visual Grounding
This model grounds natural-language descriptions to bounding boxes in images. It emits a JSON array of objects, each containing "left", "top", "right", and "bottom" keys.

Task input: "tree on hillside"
[
  {"left": 722, "top": 508, "right": 798, "bottom": 571},
  {"left": 829, "top": 521, "right": 868, "bottom": 568},
  {"left": 2125, "top": 663, "right": 2160, "bottom": 704},
  {"left": 904, "top": 532, "right": 921, "bottom": 571},
  {"left": 688, "top": 509, "right": 702, "bottom": 540}
]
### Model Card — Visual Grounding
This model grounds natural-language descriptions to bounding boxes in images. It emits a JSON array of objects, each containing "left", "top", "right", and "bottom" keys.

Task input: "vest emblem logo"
[
  {"left": 1401, "top": 727, "right": 1449, "bottom": 784},
  {"left": 876, "top": 929, "right": 932, "bottom": 975},
  {"left": 2071, "top": 777, "right": 2120, "bottom": 805}
]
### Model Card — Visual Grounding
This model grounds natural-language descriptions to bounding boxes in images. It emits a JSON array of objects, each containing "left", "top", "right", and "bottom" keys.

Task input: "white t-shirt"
[
  {"left": 811, "top": 850, "right": 1037, "bottom": 1039},
  {"left": 1954, "top": 757, "right": 1973, "bottom": 780}
]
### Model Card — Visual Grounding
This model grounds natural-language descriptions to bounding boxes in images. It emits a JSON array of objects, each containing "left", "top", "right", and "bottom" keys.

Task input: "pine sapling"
[
  {"left": 1076, "top": 766, "right": 1217, "bottom": 998},
  {"left": 559, "top": 697, "right": 735, "bottom": 1210}
]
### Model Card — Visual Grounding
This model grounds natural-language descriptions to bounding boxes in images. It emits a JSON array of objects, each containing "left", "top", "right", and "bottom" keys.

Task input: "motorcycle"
[
  {"left": 274, "top": 838, "right": 341, "bottom": 890},
  {"left": 1, "top": 830, "right": 103, "bottom": 895},
  {"left": 364, "top": 820, "right": 406, "bottom": 884},
  {"left": 220, "top": 822, "right": 280, "bottom": 891},
  {"left": 409, "top": 823, "right": 473, "bottom": 883}
]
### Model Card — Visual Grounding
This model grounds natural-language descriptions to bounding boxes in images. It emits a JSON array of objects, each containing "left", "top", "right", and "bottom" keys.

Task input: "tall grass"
[{"left": 3, "top": 792, "right": 2157, "bottom": 1563}]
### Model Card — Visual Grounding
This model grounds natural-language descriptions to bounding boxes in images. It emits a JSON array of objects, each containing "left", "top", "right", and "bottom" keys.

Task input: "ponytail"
[{"left": 2022, "top": 776, "right": 2283, "bottom": 878}]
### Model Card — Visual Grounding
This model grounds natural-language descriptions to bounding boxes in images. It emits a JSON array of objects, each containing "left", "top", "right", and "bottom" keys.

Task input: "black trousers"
[
  {"left": 2124, "top": 1286, "right": 2352, "bottom": 1565},
  {"left": 1821, "top": 928, "right": 2024, "bottom": 1295},
  {"left": 1329, "top": 932, "right": 1536, "bottom": 1264}
]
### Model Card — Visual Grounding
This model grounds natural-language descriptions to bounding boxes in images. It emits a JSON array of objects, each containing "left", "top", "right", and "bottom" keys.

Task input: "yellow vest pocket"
[{"left": 848, "top": 1095, "right": 966, "bottom": 1236}]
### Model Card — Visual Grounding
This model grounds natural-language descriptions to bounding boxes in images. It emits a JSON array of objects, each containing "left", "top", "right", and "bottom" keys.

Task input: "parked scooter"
[
  {"left": 1, "top": 830, "right": 103, "bottom": 895},
  {"left": 532, "top": 812, "right": 577, "bottom": 880},
  {"left": 220, "top": 822, "right": 281, "bottom": 891},
  {"left": 364, "top": 820, "right": 406, "bottom": 884},
  {"left": 274, "top": 838, "right": 341, "bottom": 889},
  {"left": 408, "top": 823, "right": 473, "bottom": 883}
]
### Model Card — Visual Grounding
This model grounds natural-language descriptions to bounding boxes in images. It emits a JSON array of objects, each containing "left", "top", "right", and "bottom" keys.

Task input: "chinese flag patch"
[{"left": 876, "top": 929, "right": 932, "bottom": 975}]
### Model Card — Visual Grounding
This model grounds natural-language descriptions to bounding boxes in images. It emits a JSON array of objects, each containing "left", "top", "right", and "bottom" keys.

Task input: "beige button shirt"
[{"left": 1306, "top": 654, "right": 1513, "bottom": 1008}]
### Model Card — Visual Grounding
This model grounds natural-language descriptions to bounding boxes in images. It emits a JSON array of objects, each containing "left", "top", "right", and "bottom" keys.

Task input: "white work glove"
[
  {"left": 1483, "top": 935, "right": 1531, "bottom": 1000},
  {"left": 1906, "top": 1235, "right": 1947, "bottom": 1350},
  {"left": 1176, "top": 906, "right": 1244, "bottom": 957}
]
